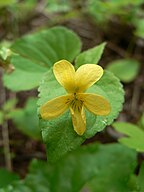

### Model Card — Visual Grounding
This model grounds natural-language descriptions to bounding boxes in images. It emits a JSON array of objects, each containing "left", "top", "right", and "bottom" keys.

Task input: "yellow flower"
[{"left": 40, "top": 60, "right": 111, "bottom": 135}]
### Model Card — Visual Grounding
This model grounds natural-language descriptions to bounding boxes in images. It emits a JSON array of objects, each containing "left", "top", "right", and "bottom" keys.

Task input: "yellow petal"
[
  {"left": 53, "top": 60, "right": 76, "bottom": 93},
  {"left": 40, "top": 95, "right": 71, "bottom": 120},
  {"left": 75, "top": 64, "right": 103, "bottom": 92},
  {"left": 70, "top": 107, "right": 86, "bottom": 135},
  {"left": 80, "top": 93, "right": 111, "bottom": 115}
]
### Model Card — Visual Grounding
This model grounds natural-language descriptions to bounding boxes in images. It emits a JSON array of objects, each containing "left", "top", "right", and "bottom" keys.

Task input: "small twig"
[
  {"left": 131, "top": 81, "right": 141, "bottom": 116},
  {"left": 0, "top": 140, "right": 3, "bottom": 146},
  {"left": 0, "top": 69, "right": 12, "bottom": 171},
  {"left": 2, "top": 121, "right": 12, "bottom": 171},
  {"left": 35, "top": 0, "right": 48, "bottom": 13},
  {"left": 107, "top": 42, "right": 128, "bottom": 58}
]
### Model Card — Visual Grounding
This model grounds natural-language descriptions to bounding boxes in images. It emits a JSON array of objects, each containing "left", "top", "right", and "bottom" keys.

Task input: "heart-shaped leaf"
[
  {"left": 3, "top": 26, "right": 81, "bottom": 91},
  {"left": 38, "top": 67, "right": 124, "bottom": 161}
]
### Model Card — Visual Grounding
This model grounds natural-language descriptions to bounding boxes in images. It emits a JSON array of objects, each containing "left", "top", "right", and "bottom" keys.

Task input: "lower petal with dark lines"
[{"left": 70, "top": 106, "right": 86, "bottom": 135}]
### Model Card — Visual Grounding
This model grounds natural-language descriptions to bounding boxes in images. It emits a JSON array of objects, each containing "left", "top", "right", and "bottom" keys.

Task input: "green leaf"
[
  {"left": 3, "top": 55, "right": 46, "bottom": 91},
  {"left": 113, "top": 122, "right": 144, "bottom": 152},
  {"left": 0, "top": 0, "right": 16, "bottom": 7},
  {"left": 87, "top": 0, "right": 143, "bottom": 24},
  {"left": 137, "top": 163, "right": 144, "bottom": 192},
  {"left": 9, "top": 98, "right": 41, "bottom": 140},
  {"left": 134, "top": 19, "right": 144, "bottom": 38},
  {"left": 38, "top": 68, "right": 124, "bottom": 161},
  {"left": 75, "top": 42, "right": 106, "bottom": 68},
  {"left": 3, "top": 98, "right": 17, "bottom": 112},
  {"left": 11, "top": 26, "right": 81, "bottom": 67},
  {"left": 106, "top": 59, "right": 140, "bottom": 83},
  {"left": 45, "top": 0, "right": 70, "bottom": 13},
  {"left": 3, "top": 26, "right": 81, "bottom": 91},
  {"left": 1, "top": 143, "right": 137, "bottom": 192},
  {"left": 0, "top": 169, "right": 19, "bottom": 188},
  {"left": 82, "top": 146, "right": 137, "bottom": 192},
  {"left": 139, "top": 113, "right": 144, "bottom": 129}
]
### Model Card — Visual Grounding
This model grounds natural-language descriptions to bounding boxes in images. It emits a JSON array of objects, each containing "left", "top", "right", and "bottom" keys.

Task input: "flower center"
[{"left": 70, "top": 93, "right": 83, "bottom": 112}]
